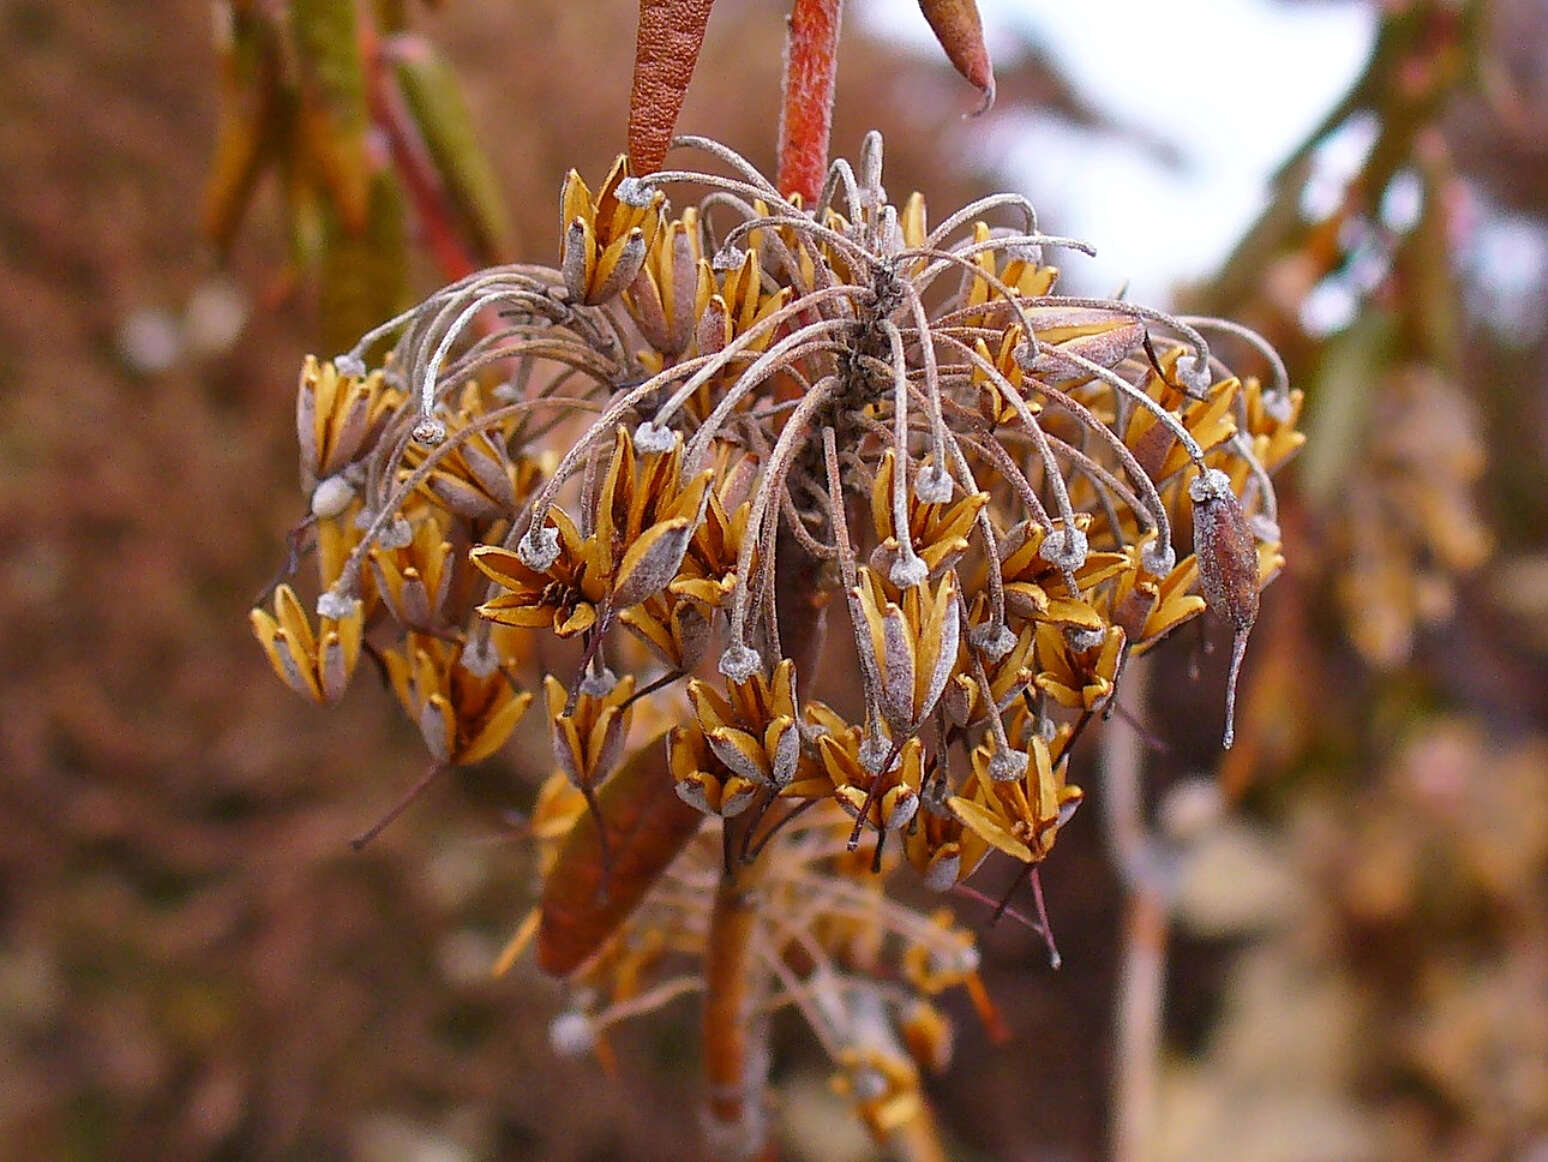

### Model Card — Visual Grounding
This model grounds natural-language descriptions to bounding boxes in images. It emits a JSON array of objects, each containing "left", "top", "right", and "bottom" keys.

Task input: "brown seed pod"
[
  {"left": 1189, "top": 468, "right": 1259, "bottom": 748},
  {"left": 537, "top": 730, "right": 706, "bottom": 976}
]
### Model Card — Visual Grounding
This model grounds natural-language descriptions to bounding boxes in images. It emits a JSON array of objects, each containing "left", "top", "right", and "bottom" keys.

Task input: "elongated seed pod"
[
  {"left": 1189, "top": 469, "right": 1259, "bottom": 749},
  {"left": 537, "top": 730, "right": 706, "bottom": 976}
]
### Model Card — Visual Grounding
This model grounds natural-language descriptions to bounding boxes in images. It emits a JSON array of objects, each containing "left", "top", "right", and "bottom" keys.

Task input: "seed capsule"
[{"left": 1188, "top": 468, "right": 1259, "bottom": 748}]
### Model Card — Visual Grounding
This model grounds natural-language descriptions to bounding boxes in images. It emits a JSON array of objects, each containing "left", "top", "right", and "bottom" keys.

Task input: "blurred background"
[{"left": 1, "top": 0, "right": 1545, "bottom": 1159}]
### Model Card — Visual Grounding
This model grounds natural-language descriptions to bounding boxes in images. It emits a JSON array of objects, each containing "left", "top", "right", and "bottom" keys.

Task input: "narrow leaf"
[
  {"left": 629, "top": 0, "right": 718, "bottom": 176},
  {"left": 917, "top": 0, "right": 995, "bottom": 114}
]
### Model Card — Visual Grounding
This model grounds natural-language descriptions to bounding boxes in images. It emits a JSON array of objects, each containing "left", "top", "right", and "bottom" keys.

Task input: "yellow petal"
[{"left": 947, "top": 796, "right": 1032, "bottom": 862}]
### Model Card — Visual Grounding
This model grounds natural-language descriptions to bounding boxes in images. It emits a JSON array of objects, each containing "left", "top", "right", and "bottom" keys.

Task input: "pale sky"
[{"left": 858, "top": 0, "right": 1378, "bottom": 302}]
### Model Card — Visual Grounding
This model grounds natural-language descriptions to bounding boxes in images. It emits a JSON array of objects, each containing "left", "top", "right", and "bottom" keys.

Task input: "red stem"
[
  {"left": 778, "top": 0, "right": 843, "bottom": 203},
  {"left": 362, "top": 28, "right": 478, "bottom": 281}
]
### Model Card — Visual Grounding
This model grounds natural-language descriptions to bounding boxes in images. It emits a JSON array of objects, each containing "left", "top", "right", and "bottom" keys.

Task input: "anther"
[
  {"left": 1065, "top": 624, "right": 1107, "bottom": 653},
  {"left": 1174, "top": 353, "right": 1213, "bottom": 399},
  {"left": 458, "top": 635, "right": 500, "bottom": 678},
  {"left": 412, "top": 417, "right": 447, "bottom": 445},
  {"left": 632, "top": 420, "right": 677, "bottom": 454},
  {"left": 316, "top": 587, "right": 359, "bottom": 621},
  {"left": 968, "top": 622, "right": 1017, "bottom": 661},
  {"left": 548, "top": 1011, "right": 596, "bottom": 1057},
  {"left": 1140, "top": 538, "right": 1176, "bottom": 576},
  {"left": 889, "top": 552, "right": 930, "bottom": 589},
  {"left": 333, "top": 353, "right": 366, "bottom": 379},
  {"left": 614, "top": 176, "right": 657, "bottom": 207},
  {"left": 578, "top": 666, "right": 619, "bottom": 698},
  {"left": 379, "top": 517, "right": 413, "bottom": 550},
  {"left": 987, "top": 747, "right": 1028, "bottom": 782},
  {"left": 711, "top": 244, "right": 746, "bottom": 272}
]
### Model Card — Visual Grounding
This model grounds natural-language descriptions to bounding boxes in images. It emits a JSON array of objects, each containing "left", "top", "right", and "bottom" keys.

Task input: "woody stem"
[
  {"left": 703, "top": 815, "right": 775, "bottom": 1159},
  {"left": 1102, "top": 654, "right": 1167, "bottom": 1162},
  {"left": 777, "top": 0, "right": 843, "bottom": 202}
]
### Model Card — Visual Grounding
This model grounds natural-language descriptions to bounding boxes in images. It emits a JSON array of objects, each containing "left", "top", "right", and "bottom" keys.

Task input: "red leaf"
[
  {"left": 918, "top": 0, "right": 996, "bottom": 114},
  {"left": 778, "top": 0, "right": 843, "bottom": 203},
  {"left": 629, "top": 0, "right": 718, "bottom": 176}
]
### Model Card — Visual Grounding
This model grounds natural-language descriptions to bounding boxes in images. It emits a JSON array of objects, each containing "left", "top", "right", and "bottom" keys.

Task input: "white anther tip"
[
  {"left": 1038, "top": 526, "right": 1089, "bottom": 571},
  {"left": 913, "top": 465, "right": 954, "bottom": 505},
  {"left": 969, "top": 623, "right": 1017, "bottom": 661},
  {"left": 1140, "top": 539, "right": 1177, "bottom": 576},
  {"left": 316, "top": 588, "right": 359, "bottom": 621},
  {"left": 310, "top": 474, "right": 356, "bottom": 520},
  {"left": 1175, "top": 353, "right": 1213, "bottom": 397},
  {"left": 1187, "top": 468, "right": 1234, "bottom": 504},
  {"left": 548, "top": 1011, "right": 595, "bottom": 1057},
  {"left": 987, "top": 748, "right": 1028, "bottom": 782},
  {"left": 889, "top": 554, "right": 930, "bottom": 589},
  {"left": 614, "top": 176, "right": 657, "bottom": 208},
  {"left": 332, "top": 353, "right": 366, "bottom": 378}
]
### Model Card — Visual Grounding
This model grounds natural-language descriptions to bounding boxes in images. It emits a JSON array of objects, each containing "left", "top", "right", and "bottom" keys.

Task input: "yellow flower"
[
  {"left": 250, "top": 583, "right": 362, "bottom": 705},
  {"left": 369, "top": 514, "right": 456, "bottom": 631},
  {"left": 296, "top": 355, "right": 404, "bottom": 489},
  {"left": 401, "top": 383, "right": 538, "bottom": 520},
  {"left": 853, "top": 567, "right": 961, "bottom": 733},
  {"left": 559, "top": 155, "right": 663, "bottom": 305},
  {"left": 472, "top": 506, "right": 605, "bottom": 636},
  {"left": 947, "top": 734, "right": 1083, "bottom": 864},
  {"left": 868, "top": 449, "right": 988, "bottom": 577},
  {"left": 686, "top": 659, "right": 802, "bottom": 791},
  {"left": 544, "top": 671, "right": 636, "bottom": 791},
  {"left": 1033, "top": 621, "right": 1126, "bottom": 711},
  {"left": 1104, "top": 535, "right": 1206, "bottom": 653},
  {"left": 383, "top": 635, "right": 531, "bottom": 764}
]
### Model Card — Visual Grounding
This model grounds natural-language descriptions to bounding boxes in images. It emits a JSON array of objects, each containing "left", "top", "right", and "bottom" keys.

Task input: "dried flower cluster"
[{"left": 253, "top": 132, "right": 1300, "bottom": 1151}]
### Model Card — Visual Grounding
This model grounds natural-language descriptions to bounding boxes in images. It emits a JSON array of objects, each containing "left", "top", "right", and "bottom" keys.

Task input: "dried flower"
[{"left": 254, "top": 130, "right": 1298, "bottom": 1155}]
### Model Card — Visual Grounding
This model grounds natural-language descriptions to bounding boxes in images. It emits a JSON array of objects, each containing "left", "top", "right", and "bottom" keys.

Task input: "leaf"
[
  {"left": 391, "top": 36, "right": 515, "bottom": 262},
  {"left": 629, "top": 0, "right": 718, "bottom": 176},
  {"left": 917, "top": 0, "right": 995, "bottom": 114},
  {"left": 537, "top": 732, "right": 706, "bottom": 976}
]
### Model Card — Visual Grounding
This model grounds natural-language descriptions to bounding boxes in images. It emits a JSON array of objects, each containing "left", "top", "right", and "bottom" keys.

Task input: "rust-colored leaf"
[
  {"left": 917, "top": 0, "right": 996, "bottom": 114},
  {"left": 778, "top": 0, "right": 842, "bottom": 203},
  {"left": 629, "top": 0, "right": 717, "bottom": 176},
  {"left": 537, "top": 731, "right": 706, "bottom": 976}
]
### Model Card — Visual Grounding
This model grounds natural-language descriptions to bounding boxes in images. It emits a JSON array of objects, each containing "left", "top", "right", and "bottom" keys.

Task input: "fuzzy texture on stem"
[
  {"left": 778, "top": 0, "right": 843, "bottom": 202},
  {"left": 629, "top": 0, "right": 718, "bottom": 175}
]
